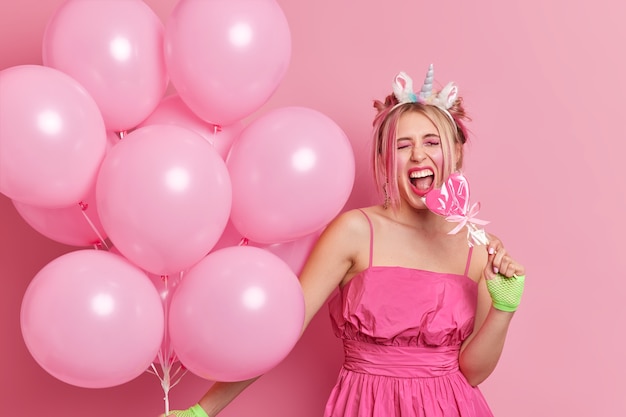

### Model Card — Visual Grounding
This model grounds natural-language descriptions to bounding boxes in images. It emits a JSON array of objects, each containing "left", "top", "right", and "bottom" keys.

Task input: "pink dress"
[{"left": 324, "top": 211, "right": 494, "bottom": 417}]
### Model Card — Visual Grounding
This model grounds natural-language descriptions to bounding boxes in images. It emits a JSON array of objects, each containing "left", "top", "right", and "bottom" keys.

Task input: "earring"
[{"left": 383, "top": 183, "right": 390, "bottom": 209}]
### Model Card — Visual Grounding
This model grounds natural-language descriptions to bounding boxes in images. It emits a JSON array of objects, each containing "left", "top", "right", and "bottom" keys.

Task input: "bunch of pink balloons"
[{"left": 4, "top": 0, "right": 357, "bottom": 391}]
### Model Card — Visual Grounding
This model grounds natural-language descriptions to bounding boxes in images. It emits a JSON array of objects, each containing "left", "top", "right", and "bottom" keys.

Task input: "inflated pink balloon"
[
  {"left": 0, "top": 65, "right": 107, "bottom": 208},
  {"left": 12, "top": 183, "right": 107, "bottom": 248},
  {"left": 20, "top": 250, "right": 164, "bottom": 388},
  {"left": 164, "top": 0, "right": 291, "bottom": 125},
  {"left": 227, "top": 106, "right": 355, "bottom": 244},
  {"left": 138, "top": 95, "right": 244, "bottom": 160},
  {"left": 169, "top": 246, "right": 304, "bottom": 381},
  {"left": 43, "top": 0, "right": 168, "bottom": 131},
  {"left": 253, "top": 230, "right": 321, "bottom": 276},
  {"left": 96, "top": 124, "right": 232, "bottom": 276}
]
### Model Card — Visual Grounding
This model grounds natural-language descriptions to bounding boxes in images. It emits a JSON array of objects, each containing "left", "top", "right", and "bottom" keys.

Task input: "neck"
[{"left": 386, "top": 201, "right": 451, "bottom": 232}]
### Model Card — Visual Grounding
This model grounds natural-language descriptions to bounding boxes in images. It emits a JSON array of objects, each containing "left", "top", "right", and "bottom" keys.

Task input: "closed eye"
[
  {"left": 396, "top": 139, "right": 412, "bottom": 150},
  {"left": 423, "top": 133, "right": 441, "bottom": 146}
]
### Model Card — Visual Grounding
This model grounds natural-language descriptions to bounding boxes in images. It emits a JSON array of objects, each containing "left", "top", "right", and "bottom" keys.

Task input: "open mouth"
[{"left": 409, "top": 168, "right": 434, "bottom": 196}]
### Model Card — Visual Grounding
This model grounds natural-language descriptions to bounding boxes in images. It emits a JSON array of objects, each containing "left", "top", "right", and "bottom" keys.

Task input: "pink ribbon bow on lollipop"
[{"left": 424, "top": 172, "right": 490, "bottom": 246}]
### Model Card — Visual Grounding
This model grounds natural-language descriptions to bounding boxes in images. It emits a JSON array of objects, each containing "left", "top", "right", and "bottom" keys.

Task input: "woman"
[{"left": 163, "top": 65, "right": 526, "bottom": 417}]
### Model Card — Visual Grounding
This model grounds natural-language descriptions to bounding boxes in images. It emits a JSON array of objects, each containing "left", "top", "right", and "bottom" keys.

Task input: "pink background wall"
[{"left": 1, "top": 0, "right": 624, "bottom": 416}]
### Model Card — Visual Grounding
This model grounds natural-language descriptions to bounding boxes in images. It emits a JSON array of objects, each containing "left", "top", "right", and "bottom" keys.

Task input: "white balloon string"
[
  {"left": 78, "top": 202, "right": 109, "bottom": 249},
  {"left": 147, "top": 271, "right": 188, "bottom": 416}
]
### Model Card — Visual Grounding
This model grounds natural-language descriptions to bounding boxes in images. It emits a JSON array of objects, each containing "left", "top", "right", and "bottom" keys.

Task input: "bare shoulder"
[
  {"left": 320, "top": 207, "right": 372, "bottom": 239},
  {"left": 308, "top": 207, "right": 375, "bottom": 270}
]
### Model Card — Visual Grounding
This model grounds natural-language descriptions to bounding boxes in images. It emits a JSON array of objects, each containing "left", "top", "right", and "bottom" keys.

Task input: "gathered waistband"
[{"left": 342, "top": 340, "right": 460, "bottom": 378}]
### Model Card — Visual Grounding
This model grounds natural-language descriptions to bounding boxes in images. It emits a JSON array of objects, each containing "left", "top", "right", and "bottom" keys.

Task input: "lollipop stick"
[{"left": 467, "top": 222, "right": 489, "bottom": 246}]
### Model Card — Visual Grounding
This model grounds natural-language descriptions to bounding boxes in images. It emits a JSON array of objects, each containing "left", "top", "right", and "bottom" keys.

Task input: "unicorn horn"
[{"left": 419, "top": 64, "right": 434, "bottom": 99}]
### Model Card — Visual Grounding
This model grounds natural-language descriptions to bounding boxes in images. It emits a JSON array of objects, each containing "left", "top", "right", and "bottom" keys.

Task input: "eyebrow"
[{"left": 396, "top": 133, "right": 440, "bottom": 141}]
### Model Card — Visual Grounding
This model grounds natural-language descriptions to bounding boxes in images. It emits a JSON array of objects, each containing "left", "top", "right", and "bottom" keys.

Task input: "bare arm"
[
  {"left": 187, "top": 210, "right": 366, "bottom": 416},
  {"left": 459, "top": 239, "right": 525, "bottom": 386},
  {"left": 459, "top": 278, "right": 514, "bottom": 386},
  {"left": 197, "top": 378, "right": 260, "bottom": 416}
]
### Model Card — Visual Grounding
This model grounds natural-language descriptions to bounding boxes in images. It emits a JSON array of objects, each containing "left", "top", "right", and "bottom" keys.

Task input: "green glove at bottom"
[
  {"left": 486, "top": 274, "right": 525, "bottom": 312},
  {"left": 166, "top": 404, "right": 209, "bottom": 417}
]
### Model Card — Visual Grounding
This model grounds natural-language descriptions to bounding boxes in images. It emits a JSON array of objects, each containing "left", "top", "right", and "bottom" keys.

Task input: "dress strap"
[
  {"left": 464, "top": 246, "right": 474, "bottom": 277},
  {"left": 357, "top": 209, "right": 374, "bottom": 268}
]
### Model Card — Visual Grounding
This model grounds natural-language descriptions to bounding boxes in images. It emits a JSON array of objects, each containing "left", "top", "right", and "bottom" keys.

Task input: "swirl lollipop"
[{"left": 424, "top": 171, "right": 490, "bottom": 246}]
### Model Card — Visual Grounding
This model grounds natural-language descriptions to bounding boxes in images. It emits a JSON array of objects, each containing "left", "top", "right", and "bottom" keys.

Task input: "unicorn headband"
[{"left": 392, "top": 64, "right": 458, "bottom": 120}]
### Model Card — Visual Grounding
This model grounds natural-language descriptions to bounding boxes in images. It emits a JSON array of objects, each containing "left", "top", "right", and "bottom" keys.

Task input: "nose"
[{"left": 411, "top": 145, "right": 427, "bottom": 162}]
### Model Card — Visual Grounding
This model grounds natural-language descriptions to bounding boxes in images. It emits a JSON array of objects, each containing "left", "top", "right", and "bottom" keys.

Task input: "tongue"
[{"left": 414, "top": 176, "right": 433, "bottom": 191}]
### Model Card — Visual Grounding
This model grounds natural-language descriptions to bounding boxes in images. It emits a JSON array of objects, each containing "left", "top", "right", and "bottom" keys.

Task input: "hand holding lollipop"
[{"left": 424, "top": 171, "right": 525, "bottom": 312}]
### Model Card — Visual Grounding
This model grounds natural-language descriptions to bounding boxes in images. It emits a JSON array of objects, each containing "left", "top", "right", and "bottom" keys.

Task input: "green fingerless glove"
[
  {"left": 167, "top": 404, "right": 209, "bottom": 417},
  {"left": 486, "top": 274, "right": 525, "bottom": 312}
]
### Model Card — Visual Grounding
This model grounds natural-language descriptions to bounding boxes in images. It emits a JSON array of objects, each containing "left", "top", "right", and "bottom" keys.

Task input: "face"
[{"left": 395, "top": 111, "right": 444, "bottom": 207}]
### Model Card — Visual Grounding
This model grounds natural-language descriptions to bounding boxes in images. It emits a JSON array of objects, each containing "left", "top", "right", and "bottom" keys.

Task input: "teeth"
[{"left": 409, "top": 169, "right": 433, "bottom": 179}]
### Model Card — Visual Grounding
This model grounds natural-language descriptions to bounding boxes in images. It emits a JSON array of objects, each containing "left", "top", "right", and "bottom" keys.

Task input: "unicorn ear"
[
  {"left": 439, "top": 82, "right": 458, "bottom": 108},
  {"left": 392, "top": 72, "right": 415, "bottom": 103}
]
